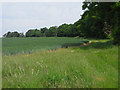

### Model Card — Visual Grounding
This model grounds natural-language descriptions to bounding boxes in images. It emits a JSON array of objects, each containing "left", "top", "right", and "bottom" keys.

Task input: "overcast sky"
[{"left": 1, "top": 2, "right": 84, "bottom": 36}]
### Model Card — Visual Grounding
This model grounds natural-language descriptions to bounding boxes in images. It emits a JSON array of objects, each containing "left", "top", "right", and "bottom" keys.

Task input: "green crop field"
[
  {"left": 2, "top": 37, "right": 88, "bottom": 55},
  {"left": 2, "top": 37, "right": 118, "bottom": 88}
]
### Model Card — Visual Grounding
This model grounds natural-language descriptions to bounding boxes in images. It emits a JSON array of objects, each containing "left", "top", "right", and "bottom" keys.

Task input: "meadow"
[{"left": 2, "top": 37, "right": 118, "bottom": 88}]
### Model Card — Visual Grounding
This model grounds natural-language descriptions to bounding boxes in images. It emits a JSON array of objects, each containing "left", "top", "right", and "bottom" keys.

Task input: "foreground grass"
[{"left": 2, "top": 39, "right": 118, "bottom": 88}]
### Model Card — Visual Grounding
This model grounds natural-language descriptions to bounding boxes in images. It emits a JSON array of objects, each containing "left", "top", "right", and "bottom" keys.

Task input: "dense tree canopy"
[
  {"left": 74, "top": 2, "right": 120, "bottom": 43},
  {"left": 45, "top": 26, "right": 57, "bottom": 37},
  {"left": 41, "top": 27, "right": 48, "bottom": 37},
  {"left": 3, "top": 31, "right": 24, "bottom": 37},
  {"left": 26, "top": 29, "right": 41, "bottom": 37}
]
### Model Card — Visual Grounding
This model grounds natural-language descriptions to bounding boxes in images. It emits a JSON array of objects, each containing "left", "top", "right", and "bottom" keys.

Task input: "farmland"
[
  {"left": 2, "top": 37, "right": 118, "bottom": 88},
  {"left": 2, "top": 37, "right": 88, "bottom": 55}
]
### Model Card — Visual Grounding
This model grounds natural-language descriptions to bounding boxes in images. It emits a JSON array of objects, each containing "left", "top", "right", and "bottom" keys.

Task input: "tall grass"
[{"left": 2, "top": 38, "right": 118, "bottom": 88}]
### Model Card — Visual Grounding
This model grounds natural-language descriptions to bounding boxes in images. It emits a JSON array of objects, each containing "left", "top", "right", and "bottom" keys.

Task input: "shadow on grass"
[
  {"left": 61, "top": 41, "right": 89, "bottom": 48},
  {"left": 79, "top": 41, "right": 115, "bottom": 50}
]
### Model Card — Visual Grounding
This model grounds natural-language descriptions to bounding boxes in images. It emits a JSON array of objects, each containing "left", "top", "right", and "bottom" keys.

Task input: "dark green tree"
[
  {"left": 57, "top": 24, "right": 69, "bottom": 37},
  {"left": 12, "top": 31, "right": 20, "bottom": 37},
  {"left": 34, "top": 29, "right": 41, "bottom": 37},
  {"left": 41, "top": 27, "right": 48, "bottom": 37},
  {"left": 74, "top": 2, "right": 120, "bottom": 41},
  {"left": 45, "top": 26, "right": 57, "bottom": 37}
]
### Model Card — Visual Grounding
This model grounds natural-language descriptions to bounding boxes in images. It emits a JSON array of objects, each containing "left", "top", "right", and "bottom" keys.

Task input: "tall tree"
[
  {"left": 75, "top": 2, "right": 120, "bottom": 41},
  {"left": 45, "top": 26, "right": 57, "bottom": 37},
  {"left": 41, "top": 27, "right": 48, "bottom": 37}
]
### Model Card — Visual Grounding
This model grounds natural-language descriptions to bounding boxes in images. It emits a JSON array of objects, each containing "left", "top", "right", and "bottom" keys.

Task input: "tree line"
[
  {"left": 3, "top": 24, "right": 80, "bottom": 38},
  {"left": 3, "top": 2, "right": 120, "bottom": 44},
  {"left": 3, "top": 31, "right": 24, "bottom": 37}
]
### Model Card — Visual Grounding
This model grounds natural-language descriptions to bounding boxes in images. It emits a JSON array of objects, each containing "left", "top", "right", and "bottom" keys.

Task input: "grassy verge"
[{"left": 2, "top": 39, "right": 118, "bottom": 88}]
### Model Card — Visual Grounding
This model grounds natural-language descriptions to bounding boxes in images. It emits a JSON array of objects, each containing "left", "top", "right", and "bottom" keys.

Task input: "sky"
[{"left": 0, "top": 1, "right": 84, "bottom": 36}]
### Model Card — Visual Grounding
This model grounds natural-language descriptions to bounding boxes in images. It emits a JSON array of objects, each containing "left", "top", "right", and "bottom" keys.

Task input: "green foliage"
[
  {"left": 111, "top": 3, "right": 120, "bottom": 44},
  {"left": 26, "top": 29, "right": 41, "bottom": 37},
  {"left": 82, "top": 2, "right": 88, "bottom": 10},
  {"left": 40, "top": 27, "right": 48, "bottom": 37},
  {"left": 3, "top": 31, "right": 24, "bottom": 37},
  {"left": 2, "top": 37, "right": 88, "bottom": 55},
  {"left": 34, "top": 29, "right": 41, "bottom": 37},
  {"left": 46, "top": 26, "right": 57, "bottom": 37},
  {"left": 75, "top": 16, "right": 106, "bottom": 38},
  {"left": 57, "top": 24, "right": 79, "bottom": 37},
  {"left": 74, "top": 2, "right": 120, "bottom": 43},
  {"left": 26, "top": 30, "right": 35, "bottom": 37},
  {"left": 57, "top": 24, "right": 69, "bottom": 37},
  {"left": 2, "top": 39, "right": 118, "bottom": 88}
]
